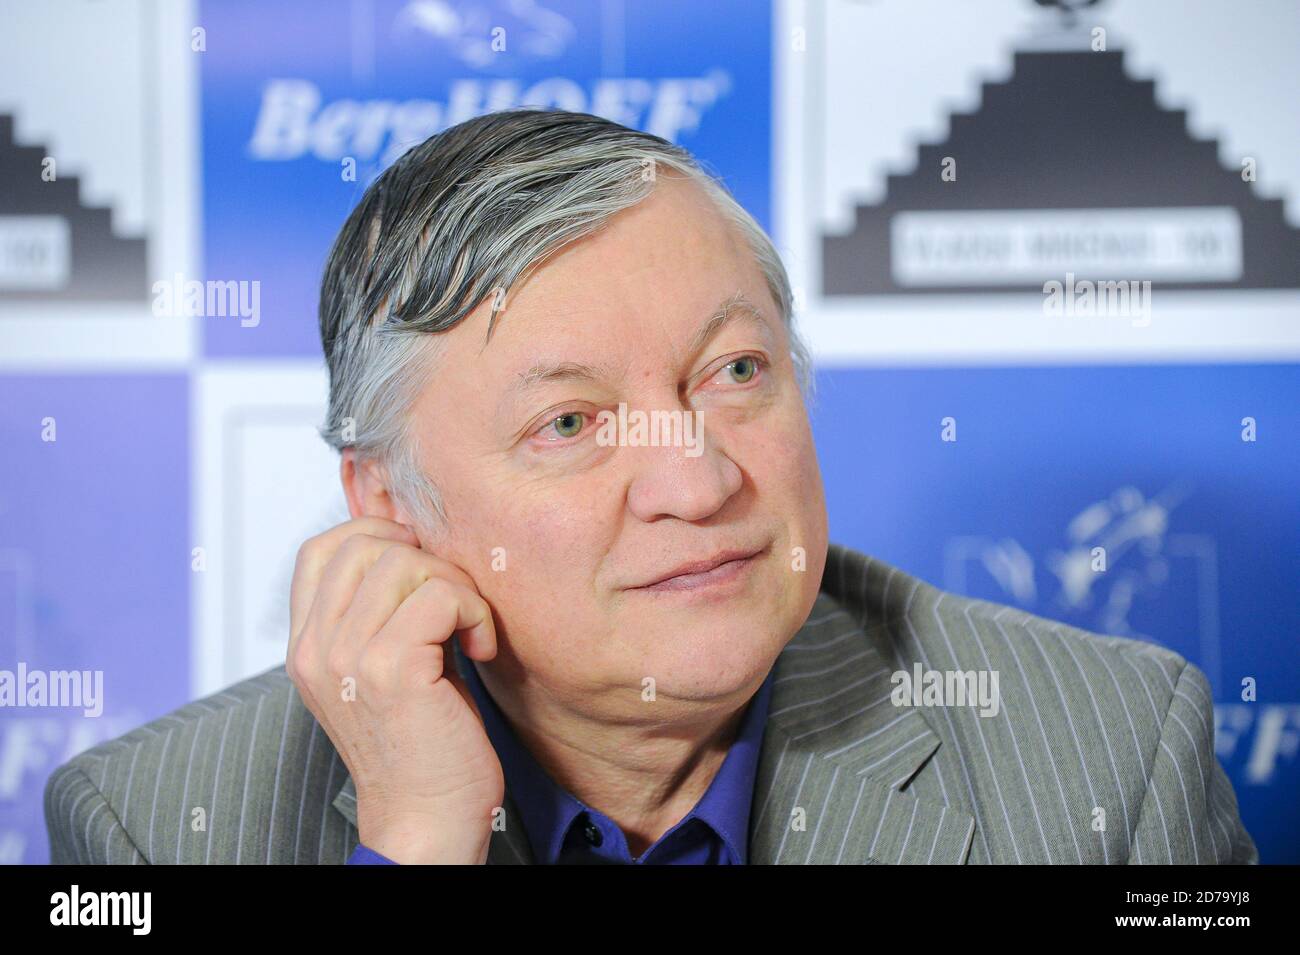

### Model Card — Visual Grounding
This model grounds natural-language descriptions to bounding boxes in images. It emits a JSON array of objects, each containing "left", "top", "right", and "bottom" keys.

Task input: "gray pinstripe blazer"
[{"left": 44, "top": 542, "right": 1258, "bottom": 864}]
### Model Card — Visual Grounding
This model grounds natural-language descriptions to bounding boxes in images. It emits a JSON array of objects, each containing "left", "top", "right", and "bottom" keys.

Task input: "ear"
[{"left": 340, "top": 448, "right": 408, "bottom": 523}]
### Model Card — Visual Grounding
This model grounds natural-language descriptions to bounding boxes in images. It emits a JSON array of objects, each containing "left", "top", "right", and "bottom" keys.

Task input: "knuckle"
[
  {"left": 421, "top": 554, "right": 475, "bottom": 591},
  {"left": 292, "top": 535, "right": 325, "bottom": 579},
  {"left": 296, "top": 531, "right": 324, "bottom": 561},
  {"left": 289, "top": 642, "right": 316, "bottom": 682},
  {"left": 402, "top": 644, "right": 445, "bottom": 688},
  {"left": 421, "top": 574, "right": 458, "bottom": 606},
  {"left": 335, "top": 533, "right": 375, "bottom": 563},
  {"left": 371, "top": 541, "right": 414, "bottom": 574},
  {"left": 357, "top": 645, "right": 394, "bottom": 683},
  {"left": 324, "top": 643, "right": 351, "bottom": 679}
]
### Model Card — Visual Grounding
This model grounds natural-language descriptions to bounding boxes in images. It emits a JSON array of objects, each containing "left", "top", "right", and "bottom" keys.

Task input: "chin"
[{"left": 629, "top": 611, "right": 791, "bottom": 703}]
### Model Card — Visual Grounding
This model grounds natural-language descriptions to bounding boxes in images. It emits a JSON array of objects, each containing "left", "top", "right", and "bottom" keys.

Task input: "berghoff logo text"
[{"left": 247, "top": 76, "right": 732, "bottom": 166}]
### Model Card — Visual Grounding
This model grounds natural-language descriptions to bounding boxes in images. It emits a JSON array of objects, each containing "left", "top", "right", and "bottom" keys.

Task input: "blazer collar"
[
  {"left": 747, "top": 581, "right": 976, "bottom": 864},
  {"left": 332, "top": 544, "right": 975, "bottom": 864}
]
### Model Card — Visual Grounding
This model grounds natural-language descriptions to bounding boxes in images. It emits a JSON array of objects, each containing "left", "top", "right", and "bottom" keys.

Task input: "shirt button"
[{"left": 582, "top": 819, "right": 603, "bottom": 847}]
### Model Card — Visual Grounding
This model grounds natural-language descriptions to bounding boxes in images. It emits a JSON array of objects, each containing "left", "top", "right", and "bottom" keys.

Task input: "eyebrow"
[
  {"left": 507, "top": 292, "right": 773, "bottom": 399},
  {"left": 511, "top": 360, "right": 608, "bottom": 395},
  {"left": 686, "top": 292, "right": 772, "bottom": 356}
]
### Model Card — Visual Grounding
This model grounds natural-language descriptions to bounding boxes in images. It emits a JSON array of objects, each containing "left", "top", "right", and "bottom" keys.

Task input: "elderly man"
[{"left": 45, "top": 108, "right": 1255, "bottom": 865}]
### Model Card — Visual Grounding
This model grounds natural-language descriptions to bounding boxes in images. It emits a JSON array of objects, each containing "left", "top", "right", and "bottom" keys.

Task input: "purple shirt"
[{"left": 347, "top": 659, "right": 775, "bottom": 865}]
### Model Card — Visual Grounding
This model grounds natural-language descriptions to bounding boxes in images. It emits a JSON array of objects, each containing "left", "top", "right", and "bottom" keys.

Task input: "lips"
[{"left": 630, "top": 545, "right": 766, "bottom": 590}]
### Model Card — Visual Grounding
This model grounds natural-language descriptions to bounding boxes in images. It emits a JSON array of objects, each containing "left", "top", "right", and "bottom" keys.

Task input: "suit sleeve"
[
  {"left": 1126, "top": 659, "right": 1258, "bottom": 864},
  {"left": 44, "top": 761, "right": 148, "bottom": 865}
]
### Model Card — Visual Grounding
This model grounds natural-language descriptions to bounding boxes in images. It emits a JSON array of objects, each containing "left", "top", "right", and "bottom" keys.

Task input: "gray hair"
[{"left": 319, "top": 107, "right": 814, "bottom": 535}]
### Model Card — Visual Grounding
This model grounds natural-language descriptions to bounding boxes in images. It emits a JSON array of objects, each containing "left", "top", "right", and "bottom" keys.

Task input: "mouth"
[{"left": 629, "top": 544, "right": 768, "bottom": 595}]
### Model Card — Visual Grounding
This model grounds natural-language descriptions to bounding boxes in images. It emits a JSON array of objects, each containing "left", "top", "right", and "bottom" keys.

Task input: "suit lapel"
[{"left": 748, "top": 566, "right": 976, "bottom": 864}]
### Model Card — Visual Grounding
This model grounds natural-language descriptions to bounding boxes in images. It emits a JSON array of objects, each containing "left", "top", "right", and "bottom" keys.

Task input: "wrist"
[{"left": 358, "top": 804, "right": 494, "bottom": 864}]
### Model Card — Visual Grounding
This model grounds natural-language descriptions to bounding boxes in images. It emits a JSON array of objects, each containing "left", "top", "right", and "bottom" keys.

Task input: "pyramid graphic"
[
  {"left": 0, "top": 112, "right": 148, "bottom": 302},
  {"left": 822, "top": 50, "right": 1300, "bottom": 295}
]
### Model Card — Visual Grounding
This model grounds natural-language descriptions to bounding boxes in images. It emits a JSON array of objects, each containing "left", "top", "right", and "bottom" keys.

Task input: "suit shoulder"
[
  {"left": 58, "top": 666, "right": 299, "bottom": 774},
  {"left": 946, "top": 588, "right": 1190, "bottom": 681},
  {"left": 821, "top": 541, "right": 1199, "bottom": 725},
  {"left": 45, "top": 666, "right": 340, "bottom": 864},
  {"left": 817, "top": 543, "right": 1245, "bottom": 863}
]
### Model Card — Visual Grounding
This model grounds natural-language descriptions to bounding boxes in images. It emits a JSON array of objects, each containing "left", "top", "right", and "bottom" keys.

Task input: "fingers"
[
  {"left": 372, "top": 572, "right": 498, "bottom": 662},
  {"left": 289, "top": 518, "right": 419, "bottom": 654},
  {"left": 365, "top": 579, "right": 496, "bottom": 727},
  {"left": 303, "top": 562, "right": 498, "bottom": 746},
  {"left": 338, "top": 544, "right": 485, "bottom": 639},
  {"left": 287, "top": 517, "right": 496, "bottom": 709},
  {"left": 306, "top": 537, "right": 482, "bottom": 643},
  {"left": 303, "top": 534, "right": 410, "bottom": 643}
]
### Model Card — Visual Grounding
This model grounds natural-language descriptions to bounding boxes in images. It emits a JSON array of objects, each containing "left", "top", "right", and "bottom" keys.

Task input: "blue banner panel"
[
  {"left": 812, "top": 363, "right": 1300, "bottom": 862},
  {"left": 200, "top": 0, "right": 773, "bottom": 357},
  {"left": 0, "top": 375, "right": 191, "bottom": 864}
]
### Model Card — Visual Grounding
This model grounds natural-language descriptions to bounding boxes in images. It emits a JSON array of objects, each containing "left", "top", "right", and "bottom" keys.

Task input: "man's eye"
[
  {"left": 726, "top": 356, "right": 760, "bottom": 384},
  {"left": 541, "top": 411, "right": 585, "bottom": 440},
  {"left": 718, "top": 355, "right": 765, "bottom": 386}
]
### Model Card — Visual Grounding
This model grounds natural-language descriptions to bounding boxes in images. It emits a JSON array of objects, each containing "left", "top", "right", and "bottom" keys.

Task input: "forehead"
[
  {"left": 504, "top": 292, "right": 777, "bottom": 397},
  {"left": 447, "top": 176, "right": 778, "bottom": 380}
]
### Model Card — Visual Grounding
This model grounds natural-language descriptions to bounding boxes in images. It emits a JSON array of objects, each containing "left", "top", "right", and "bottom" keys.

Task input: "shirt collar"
[{"left": 458, "top": 651, "right": 775, "bottom": 865}]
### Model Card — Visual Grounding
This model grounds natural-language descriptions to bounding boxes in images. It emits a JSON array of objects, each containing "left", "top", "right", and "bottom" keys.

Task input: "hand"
[{"left": 286, "top": 516, "right": 504, "bottom": 864}]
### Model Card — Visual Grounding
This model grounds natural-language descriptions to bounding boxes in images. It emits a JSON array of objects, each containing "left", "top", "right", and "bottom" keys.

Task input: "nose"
[{"left": 624, "top": 410, "right": 744, "bottom": 523}]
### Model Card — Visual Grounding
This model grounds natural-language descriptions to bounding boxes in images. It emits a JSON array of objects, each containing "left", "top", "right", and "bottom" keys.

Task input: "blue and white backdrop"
[{"left": 0, "top": 0, "right": 1296, "bottom": 863}]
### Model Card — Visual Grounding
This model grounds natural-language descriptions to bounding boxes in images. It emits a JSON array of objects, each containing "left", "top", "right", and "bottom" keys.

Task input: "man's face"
[{"left": 407, "top": 175, "right": 828, "bottom": 711}]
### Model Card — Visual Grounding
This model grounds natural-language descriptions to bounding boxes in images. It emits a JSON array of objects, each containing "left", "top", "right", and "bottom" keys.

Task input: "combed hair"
[{"left": 318, "top": 107, "right": 814, "bottom": 534}]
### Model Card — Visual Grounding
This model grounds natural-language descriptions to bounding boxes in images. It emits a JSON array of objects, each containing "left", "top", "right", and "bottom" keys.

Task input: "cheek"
[
  {"left": 450, "top": 484, "right": 613, "bottom": 649},
  {"left": 740, "top": 405, "right": 822, "bottom": 508},
  {"left": 740, "top": 408, "right": 828, "bottom": 585}
]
